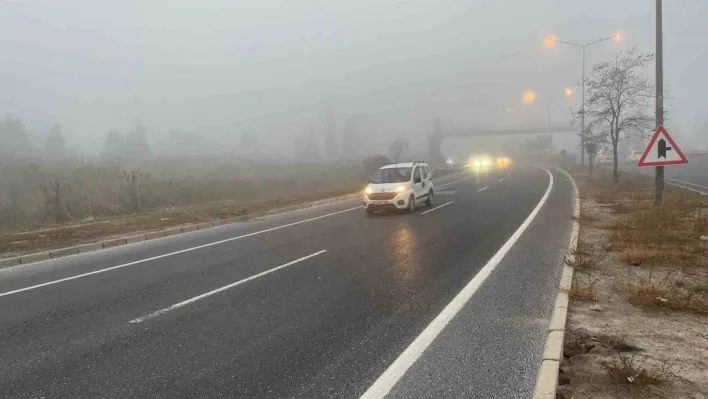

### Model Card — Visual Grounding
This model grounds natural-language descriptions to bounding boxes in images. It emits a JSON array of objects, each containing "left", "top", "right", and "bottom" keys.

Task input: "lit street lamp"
[
  {"left": 522, "top": 90, "right": 537, "bottom": 104},
  {"left": 545, "top": 32, "right": 622, "bottom": 164}
]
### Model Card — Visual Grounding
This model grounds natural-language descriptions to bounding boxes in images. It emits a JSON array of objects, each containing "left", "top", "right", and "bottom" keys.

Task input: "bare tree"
[
  {"left": 388, "top": 137, "right": 409, "bottom": 163},
  {"left": 581, "top": 47, "right": 654, "bottom": 184}
]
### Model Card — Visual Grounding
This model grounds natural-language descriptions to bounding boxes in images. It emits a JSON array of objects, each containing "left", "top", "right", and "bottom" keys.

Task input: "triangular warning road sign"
[{"left": 637, "top": 125, "right": 688, "bottom": 167}]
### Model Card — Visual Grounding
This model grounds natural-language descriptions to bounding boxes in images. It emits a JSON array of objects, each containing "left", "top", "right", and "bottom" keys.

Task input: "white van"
[{"left": 363, "top": 162, "right": 434, "bottom": 215}]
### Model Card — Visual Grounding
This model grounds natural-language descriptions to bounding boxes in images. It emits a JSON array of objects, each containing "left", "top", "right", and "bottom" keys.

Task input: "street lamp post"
[{"left": 546, "top": 34, "right": 622, "bottom": 165}]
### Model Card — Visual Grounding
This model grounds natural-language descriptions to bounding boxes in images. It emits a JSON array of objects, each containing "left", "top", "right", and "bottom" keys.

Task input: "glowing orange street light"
[
  {"left": 564, "top": 87, "right": 574, "bottom": 97},
  {"left": 614, "top": 32, "right": 623, "bottom": 42},
  {"left": 544, "top": 35, "right": 557, "bottom": 48},
  {"left": 523, "top": 90, "right": 537, "bottom": 104}
]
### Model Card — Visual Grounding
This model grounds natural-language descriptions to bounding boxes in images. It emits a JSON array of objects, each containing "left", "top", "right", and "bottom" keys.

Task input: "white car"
[
  {"left": 625, "top": 150, "right": 642, "bottom": 164},
  {"left": 596, "top": 152, "right": 614, "bottom": 165},
  {"left": 363, "top": 162, "right": 434, "bottom": 215}
]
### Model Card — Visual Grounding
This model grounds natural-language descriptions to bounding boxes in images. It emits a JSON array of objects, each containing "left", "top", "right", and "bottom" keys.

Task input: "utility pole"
[
  {"left": 655, "top": 0, "right": 664, "bottom": 205},
  {"left": 580, "top": 46, "right": 586, "bottom": 166}
]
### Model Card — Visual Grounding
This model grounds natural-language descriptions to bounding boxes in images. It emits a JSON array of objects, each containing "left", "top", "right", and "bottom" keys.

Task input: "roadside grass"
[
  {"left": 573, "top": 169, "right": 708, "bottom": 309},
  {"left": 620, "top": 245, "right": 664, "bottom": 266},
  {"left": 0, "top": 157, "right": 366, "bottom": 233},
  {"left": 696, "top": 207, "right": 708, "bottom": 236},
  {"left": 565, "top": 238, "right": 607, "bottom": 271},
  {"left": 572, "top": 204, "right": 600, "bottom": 225},
  {"left": 563, "top": 167, "right": 708, "bottom": 398},
  {"left": 610, "top": 199, "right": 634, "bottom": 214},
  {"left": 626, "top": 272, "right": 708, "bottom": 315},
  {"left": 595, "top": 186, "right": 708, "bottom": 268},
  {"left": 569, "top": 273, "right": 598, "bottom": 301},
  {"left": 601, "top": 353, "right": 673, "bottom": 386}
]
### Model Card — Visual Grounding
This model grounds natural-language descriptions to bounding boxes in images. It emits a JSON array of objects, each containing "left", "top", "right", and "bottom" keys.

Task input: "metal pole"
[
  {"left": 655, "top": 0, "right": 664, "bottom": 205},
  {"left": 580, "top": 46, "right": 586, "bottom": 166}
]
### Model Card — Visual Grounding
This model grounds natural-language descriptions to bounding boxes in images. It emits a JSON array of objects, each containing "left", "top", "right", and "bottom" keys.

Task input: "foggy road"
[
  {"left": 622, "top": 153, "right": 708, "bottom": 194},
  {"left": 0, "top": 167, "right": 573, "bottom": 398}
]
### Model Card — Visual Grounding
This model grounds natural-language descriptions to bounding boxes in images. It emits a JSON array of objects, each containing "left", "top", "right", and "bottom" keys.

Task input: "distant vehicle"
[
  {"left": 596, "top": 152, "right": 614, "bottom": 165},
  {"left": 363, "top": 162, "right": 434, "bottom": 215},
  {"left": 495, "top": 156, "right": 511, "bottom": 170},
  {"left": 469, "top": 155, "right": 493, "bottom": 171},
  {"left": 625, "top": 150, "right": 642, "bottom": 164}
]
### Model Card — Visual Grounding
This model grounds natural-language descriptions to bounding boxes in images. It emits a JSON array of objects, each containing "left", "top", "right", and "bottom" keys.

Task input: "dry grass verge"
[
  {"left": 565, "top": 238, "right": 608, "bottom": 271},
  {"left": 569, "top": 273, "right": 598, "bottom": 301},
  {"left": 626, "top": 273, "right": 708, "bottom": 315},
  {"left": 558, "top": 167, "right": 708, "bottom": 399},
  {"left": 601, "top": 353, "right": 674, "bottom": 386}
]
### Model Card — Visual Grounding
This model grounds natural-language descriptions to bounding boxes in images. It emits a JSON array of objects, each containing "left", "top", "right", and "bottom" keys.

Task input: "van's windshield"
[{"left": 370, "top": 168, "right": 412, "bottom": 184}]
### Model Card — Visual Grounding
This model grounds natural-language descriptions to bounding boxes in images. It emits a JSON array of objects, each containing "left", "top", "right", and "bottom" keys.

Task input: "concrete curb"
[
  {"left": 533, "top": 167, "right": 579, "bottom": 399},
  {"left": 0, "top": 171, "right": 468, "bottom": 270}
]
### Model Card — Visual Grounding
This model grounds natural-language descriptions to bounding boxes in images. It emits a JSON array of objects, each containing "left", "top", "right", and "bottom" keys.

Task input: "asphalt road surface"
[
  {"left": 0, "top": 165, "right": 574, "bottom": 398},
  {"left": 620, "top": 153, "right": 708, "bottom": 194}
]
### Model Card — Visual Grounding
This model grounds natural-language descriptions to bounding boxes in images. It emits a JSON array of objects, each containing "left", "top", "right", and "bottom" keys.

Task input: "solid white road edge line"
[
  {"left": 667, "top": 178, "right": 708, "bottom": 192},
  {"left": 420, "top": 201, "right": 454, "bottom": 216},
  {"left": 128, "top": 250, "right": 327, "bottom": 324},
  {"left": 628, "top": 168, "right": 708, "bottom": 195},
  {"left": 477, "top": 185, "right": 489, "bottom": 192},
  {"left": 668, "top": 178, "right": 708, "bottom": 188},
  {"left": 0, "top": 207, "right": 360, "bottom": 298},
  {"left": 499, "top": 178, "right": 505, "bottom": 182},
  {"left": 360, "top": 167, "right": 554, "bottom": 399}
]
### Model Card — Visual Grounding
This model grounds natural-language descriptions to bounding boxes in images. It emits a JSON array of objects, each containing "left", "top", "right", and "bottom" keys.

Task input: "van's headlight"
[
  {"left": 473, "top": 160, "right": 481, "bottom": 168},
  {"left": 482, "top": 158, "right": 490, "bottom": 166},
  {"left": 395, "top": 185, "right": 406, "bottom": 193},
  {"left": 364, "top": 186, "right": 373, "bottom": 195}
]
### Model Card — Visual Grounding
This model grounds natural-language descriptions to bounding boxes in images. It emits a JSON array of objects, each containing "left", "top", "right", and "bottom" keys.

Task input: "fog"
[{"left": 2, "top": 0, "right": 707, "bottom": 158}]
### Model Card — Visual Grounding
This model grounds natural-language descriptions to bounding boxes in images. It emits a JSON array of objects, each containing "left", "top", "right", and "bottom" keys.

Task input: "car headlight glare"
[
  {"left": 364, "top": 186, "right": 373, "bottom": 194},
  {"left": 396, "top": 185, "right": 406, "bottom": 193}
]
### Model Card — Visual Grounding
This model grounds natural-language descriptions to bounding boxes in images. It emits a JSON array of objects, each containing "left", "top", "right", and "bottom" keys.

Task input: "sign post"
[
  {"left": 637, "top": 125, "right": 688, "bottom": 200},
  {"left": 586, "top": 142, "right": 597, "bottom": 176},
  {"left": 655, "top": 0, "right": 664, "bottom": 205}
]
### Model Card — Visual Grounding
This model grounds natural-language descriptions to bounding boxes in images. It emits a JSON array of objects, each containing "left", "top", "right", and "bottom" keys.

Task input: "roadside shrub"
[
  {"left": 569, "top": 273, "right": 598, "bottom": 301},
  {"left": 565, "top": 238, "right": 607, "bottom": 270},
  {"left": 601, "top": 353, "right": 673, "bottom": 386},
  {"left": 627, "top": 273, "right": 708, "bottom": 315}
]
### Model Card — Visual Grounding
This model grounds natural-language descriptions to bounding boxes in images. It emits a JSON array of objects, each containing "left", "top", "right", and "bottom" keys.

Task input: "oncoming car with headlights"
[
  {"left": 469, "top": 155, "right": 492, "bottom": 171},
  {"left": 496, "top": 156, "right": 511, "bottom": 169},
  {"left": 363, "top": 162, "right": 434, "bottom": 215}
]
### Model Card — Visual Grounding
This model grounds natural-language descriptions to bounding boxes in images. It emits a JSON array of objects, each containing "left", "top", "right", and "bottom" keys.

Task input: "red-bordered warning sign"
[{"left": 637, "top": 125, "right": 688, "bottom": 167}]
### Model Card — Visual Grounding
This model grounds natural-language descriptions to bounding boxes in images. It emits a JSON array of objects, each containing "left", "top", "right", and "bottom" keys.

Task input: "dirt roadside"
[{"left": 558, "top": 167, "right": 708, "bottom": 398}]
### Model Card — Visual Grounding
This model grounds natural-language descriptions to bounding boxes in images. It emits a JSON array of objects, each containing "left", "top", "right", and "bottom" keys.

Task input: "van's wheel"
[
  {"left": 425, "top": 190, "right": 433, "bottom": 207},
  {"left": 365, "top": 207, "right": 375, "bottom": 216},
  {"left": 407, "top": 195, "right": 416, "bottom": 213}
]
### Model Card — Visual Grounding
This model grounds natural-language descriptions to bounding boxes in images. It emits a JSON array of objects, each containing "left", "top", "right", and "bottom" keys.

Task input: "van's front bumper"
[{"left": 362, "top": 193, "right": 409, "bottom": 210}]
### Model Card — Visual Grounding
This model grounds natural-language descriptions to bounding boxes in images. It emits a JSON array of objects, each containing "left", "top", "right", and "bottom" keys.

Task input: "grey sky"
[{"left": 2, "top": 0, "right": 706, "bottom": 152}]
